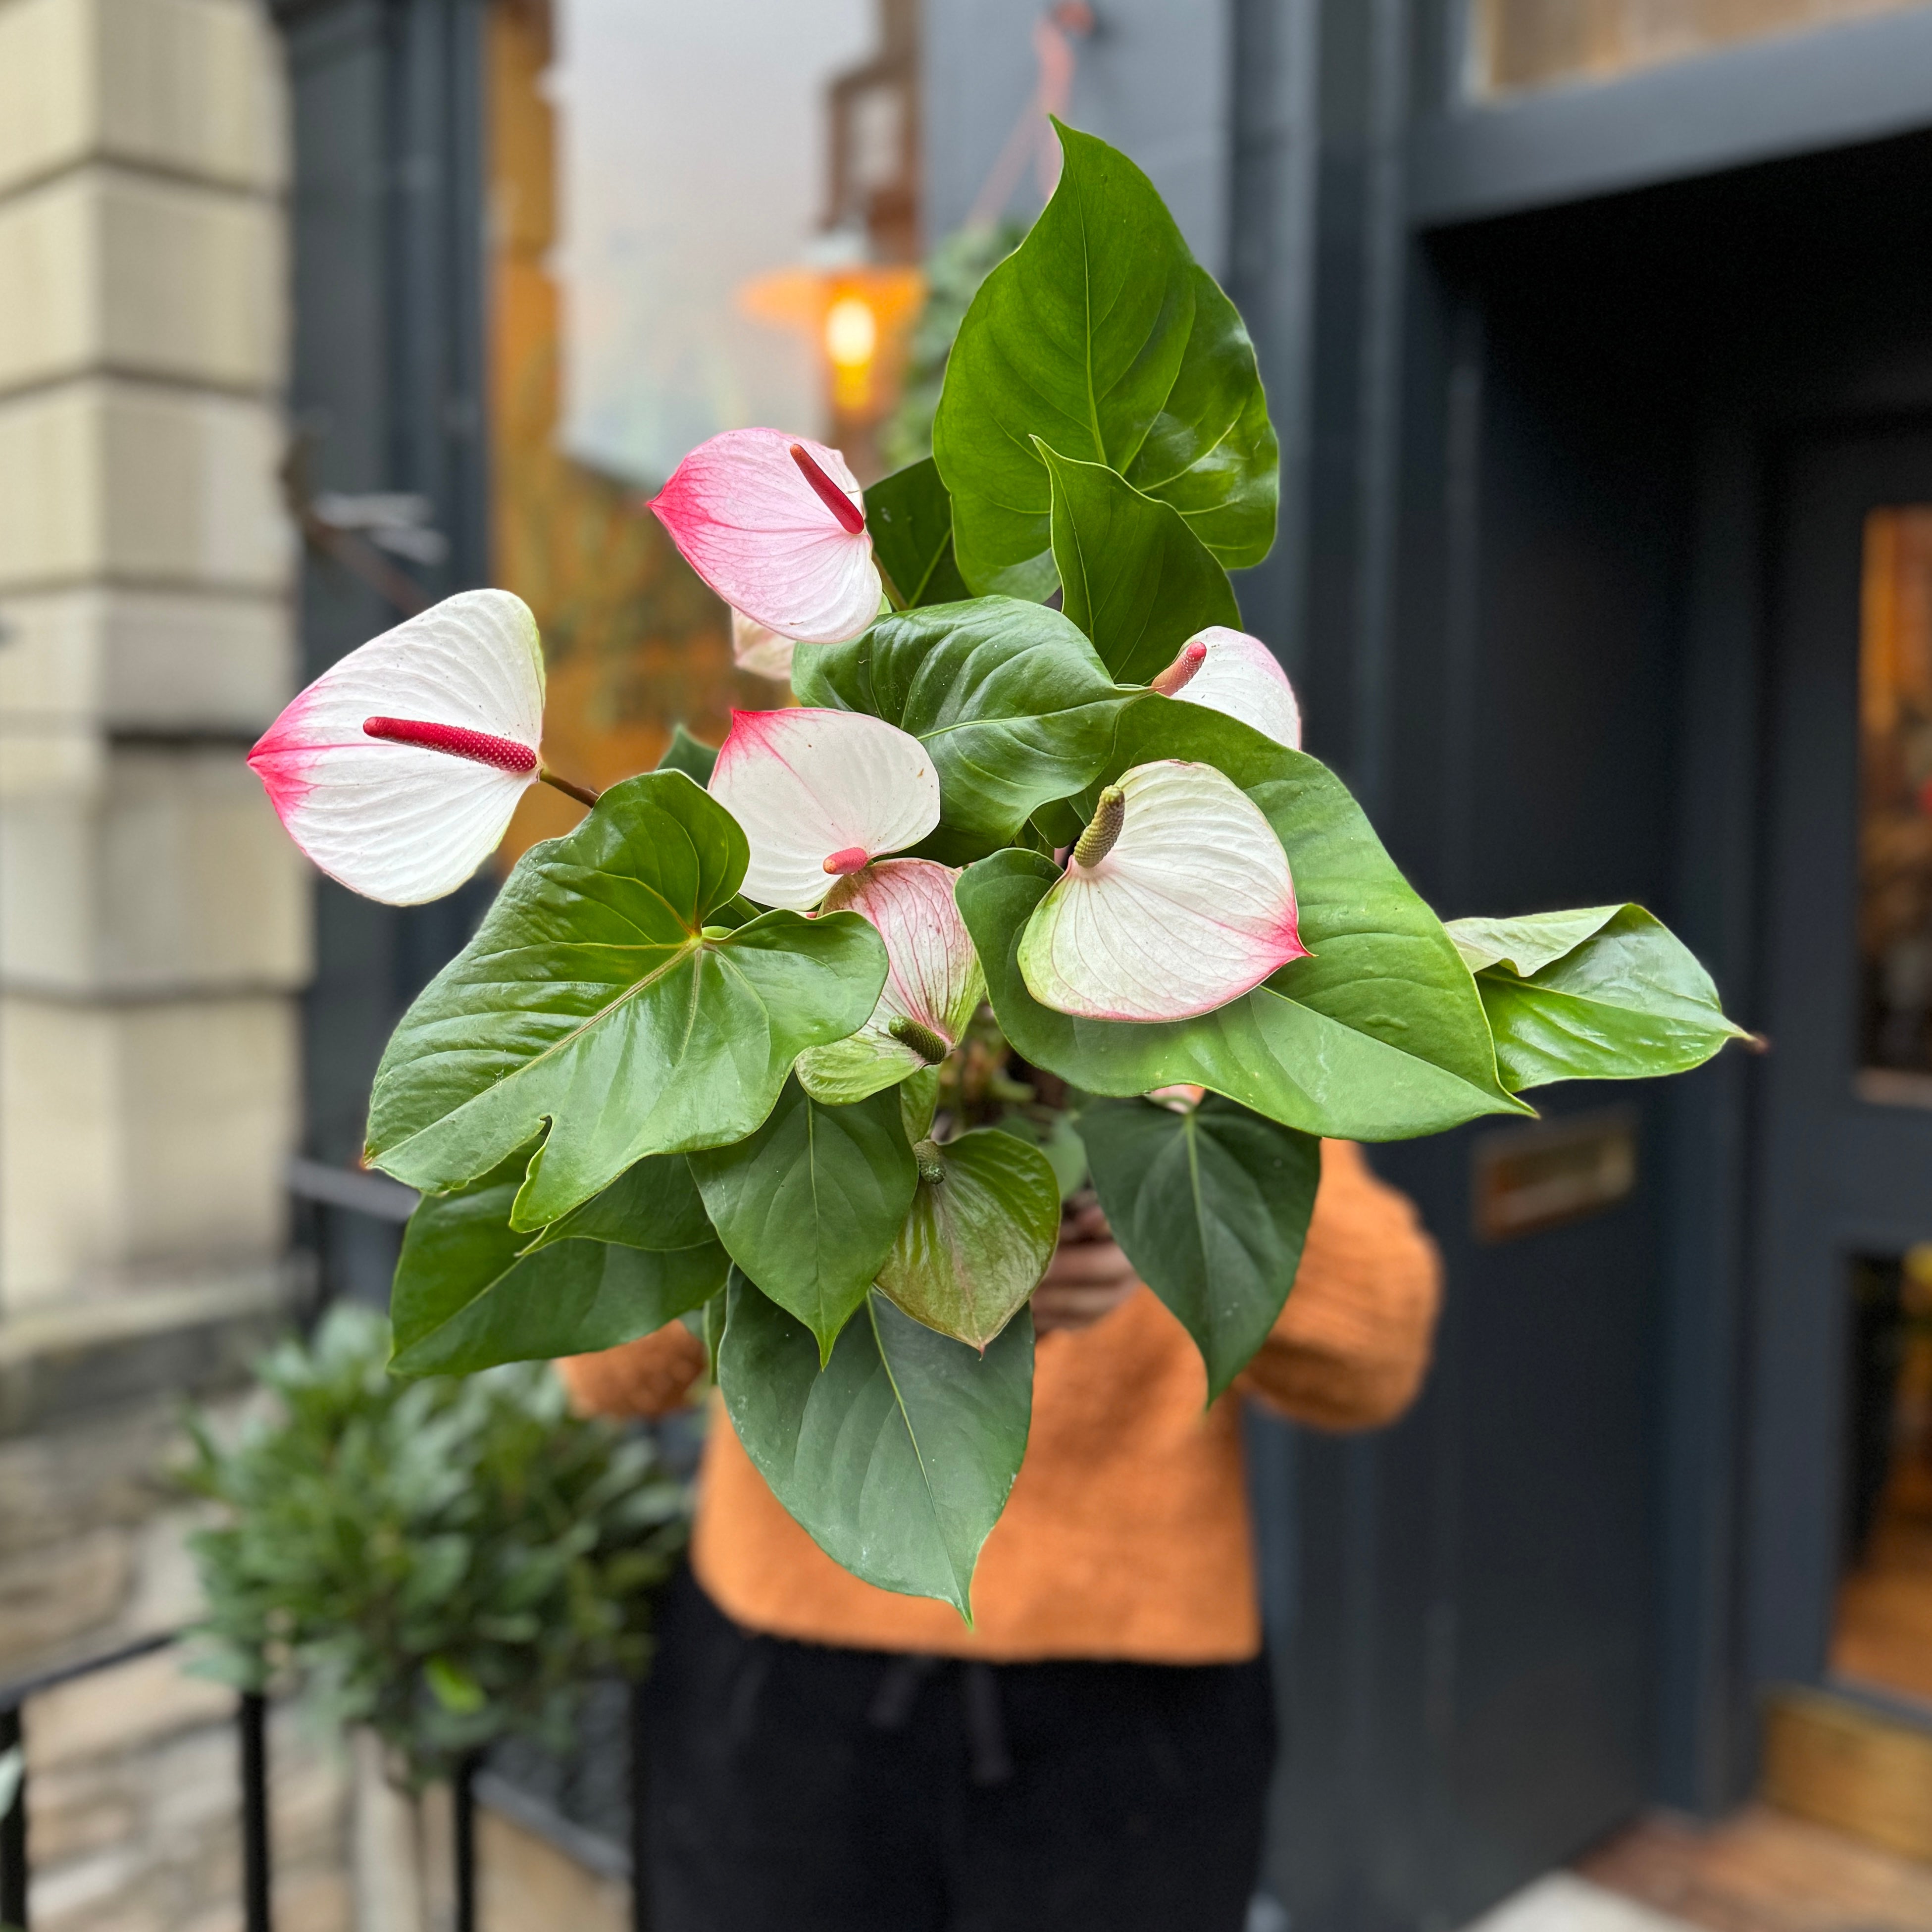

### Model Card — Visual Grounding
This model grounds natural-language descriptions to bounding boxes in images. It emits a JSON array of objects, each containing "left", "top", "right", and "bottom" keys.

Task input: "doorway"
[{"left": 1754, "top": 427, "right": 1932, "bottom": 1749}]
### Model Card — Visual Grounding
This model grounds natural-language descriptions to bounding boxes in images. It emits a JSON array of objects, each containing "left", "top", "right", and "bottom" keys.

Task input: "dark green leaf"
[
  {"left": 1041, "top": 444, "right": 1240, "bottom": 684},
  {"left": 1121, "top": 266, "right": 1278, "bottom": 570},
  {"left": 933, "top": 123, "right": 1274, "bottom": 597},
  {"left": 689, "top": 1078, "right": 917, "bottom": 1361},
  {"left": 526, "top": 1150, "right": 712, "bottom": 1252},
  {"left": 955, "top": 698, "right": 1527, "bottom": 1139},
  {"left": 718, "top": 1274, "right": 1033, "bottom": 1618},
  {"left": 792, "top": 598, "right": 1130, "bottom": 862},
  {"left": 365, "top": 772, "right": 888, "bottom": 1223},
  {"left": 1449, "top": 904, "right": 1748, "bottom": 1091},
  {"left": 990, "top": 1109, "right": 1089, "bottom": 1200},
  {"left": 656, "top": 724, "right": 718, "bottom": 786},
  {"left": 876, "top": 1127, "right": 1060, "bottom": 1349},
  {"left": 390, "top": 1149, "right": 727, "bottom": 1376},
  {"left": 864, "top": 458, "right": 971, "bottom": 608},
  {"left": 1075, "top": 1098, "right": 1319, "bottom": 1399}
]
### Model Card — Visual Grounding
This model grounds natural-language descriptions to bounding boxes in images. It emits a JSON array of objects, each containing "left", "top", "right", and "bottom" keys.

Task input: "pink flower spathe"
[{"left": 650, "top": 429, "right": 881, "bottom": 646}]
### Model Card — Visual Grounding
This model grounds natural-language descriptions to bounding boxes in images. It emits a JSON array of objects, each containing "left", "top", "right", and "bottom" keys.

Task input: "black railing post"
[
  {"left": 0, "top": 1702, "right": 27, "bottom": 1931},
  {"left": 238, "top": 1692, "right": 271, "bottom": 1932},
  {"left": 452, "top": 1753, "right": 479, "bottom": 1932},
  {"left": 629, "top": 1677, "right": 652, "bottom": 1932}
]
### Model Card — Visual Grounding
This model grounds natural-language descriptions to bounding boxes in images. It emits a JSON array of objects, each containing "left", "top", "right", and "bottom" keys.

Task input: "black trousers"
[{"left": 642, "top": 1569, "right": 1277, "bottom": 1932}]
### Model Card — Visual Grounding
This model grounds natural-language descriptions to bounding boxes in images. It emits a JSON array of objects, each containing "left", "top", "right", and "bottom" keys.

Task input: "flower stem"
[{"left": 540, "top": 766, "right": 601, "bottom": 810}]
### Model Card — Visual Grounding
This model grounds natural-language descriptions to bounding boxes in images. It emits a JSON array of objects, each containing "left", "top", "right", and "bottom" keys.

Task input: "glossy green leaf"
[
  {"left": 1121, "top": 266, "right": 1278, "bottom": 570},
  {"left": 864, "top": 458, "right": 971, "bottom": 609},
  {"left": 1449, "top": 904, "right": 1749, "bottom": 1091},
  {"left": 955, "top": 699, "right": 1527, "bottom": 1139},
  {"left": 875, "top": 1127, "right": 1060, "bottom": 1349},
  {"left": 689, "top": 1078, "right": 917, "bottom": 1360},
  {"left": 933, "top": 123, "right": 1274, "bottom": 598},
  {"left": 718, "top": 1274, "right": 1034, "bottom": 1617},
  {"left": 390, "top": 1148, "right": 727, "bottom": 1376},
  {"left": 365, "top": 772, "right": 888, "bottom": 1224},
  {"left": 900, "top": 1065, "right": 941, "bottom": 1142},
  {"left": 990, "top": 1109, "right": 1089, "bottom": 1200},
  {"left": 656, "top": 724, "right": 718, "bottom": 786},
  {"left": 1075, "top": 1098, "right": 1319, "bottom": 1399},
  {"left": 1041, "top": 444, "right": 1240, "bottom": 685},
  {"left": 792, "top": 598, "right": 1130, "bottom": 863},
  {"left": 524, "top": 1150, "right": 712, "bottom": 1252}
]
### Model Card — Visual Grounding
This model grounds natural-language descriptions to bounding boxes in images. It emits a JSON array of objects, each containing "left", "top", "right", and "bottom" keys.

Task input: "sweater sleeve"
[
  {"left": 555, "top": 1322, "right": 709, "bottom": 1420},
  {"left": 1235, "top": 1139, "right": 1443, "bottom": 1432}
]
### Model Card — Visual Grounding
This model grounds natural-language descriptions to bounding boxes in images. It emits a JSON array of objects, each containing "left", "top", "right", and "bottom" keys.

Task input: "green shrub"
[{"left": 182, "top": 1305, "right": 687, "bottom": 1785}]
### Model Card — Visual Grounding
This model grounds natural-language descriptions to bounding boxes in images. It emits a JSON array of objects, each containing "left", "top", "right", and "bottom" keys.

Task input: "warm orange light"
[
  {"left": 736, "top": 262, "right": 925, "bottom": 423},
  {"left": 825, "top": 296, "right": 878, "bottom": 369}
]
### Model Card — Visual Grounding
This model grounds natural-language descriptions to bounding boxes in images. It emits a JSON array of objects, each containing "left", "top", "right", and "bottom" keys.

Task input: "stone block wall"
[{"left": 0, "top": 0, "right": 304, "bottom": 1312}]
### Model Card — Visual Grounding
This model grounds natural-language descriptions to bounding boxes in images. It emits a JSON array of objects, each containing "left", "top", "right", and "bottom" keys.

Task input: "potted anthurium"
[{"left": 251, "top": 126, "right": 1746, "bottom": 1619}]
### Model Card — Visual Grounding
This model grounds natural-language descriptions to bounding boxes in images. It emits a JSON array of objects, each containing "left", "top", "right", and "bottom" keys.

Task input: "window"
[
  {"left": 1468, "top": 0, "right": 1931, "bottom": 98},
  {"left": 484, "top": 0, "right": 922, "bottom": 863}
]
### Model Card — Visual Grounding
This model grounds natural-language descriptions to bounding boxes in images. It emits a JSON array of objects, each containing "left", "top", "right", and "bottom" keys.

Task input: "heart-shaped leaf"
[
  {"left": 1447, "top": 904, "right": 1747, "bottom": 1091},
  {"left": 955, "top": 699, "right": 1527, "bottom": 1139},
  {"left": 656, "top": 724, "right": 719, "bottom": 786},
  {"left": 876, "top": 1127, "right": 1061, "bottom": 1349},
  {"left": 718, "top": 1274, "right": 1034, "bottom": 1618},
  {"left": 689, "top": 1077, "right": 917, "bottom": 1361},
  {"left": 365, "top": 771, "right": 889, "bottom": 1223},
  {"left": 1041, "top": 446, "right": 1240, "bottom": 685},
  {"left": 525, "top": 1148, "right": 713, "bottom": 1251},
  {"left": 1075, "top": 1098, "right": 1320, "bottom": 1399},
  {"left": 792, "top": 598, "right": 1130, "bottom": 863},
  {"left": 933, "top": 123, "right": 1275, "bottom": 598},
  {"left": 864, "top": 458, "right": 970, "bottom": 609},
  {"left": 390, "top": 1147, "right": 727, "bottom": 1376}
]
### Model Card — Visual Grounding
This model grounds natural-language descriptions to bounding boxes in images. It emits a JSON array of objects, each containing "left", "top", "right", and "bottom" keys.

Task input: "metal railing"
[
  {"left": 0, "top": 1629, "right": 652, "bottom": 1931},
  {"left": 0, "top": 1158, "right": 658, "bottom": 1930}
]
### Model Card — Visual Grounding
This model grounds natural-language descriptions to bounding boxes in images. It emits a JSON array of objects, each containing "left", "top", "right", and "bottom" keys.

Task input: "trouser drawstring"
[{"left": 962, "top": 1663, "right": 1014, "bottom": 1786}]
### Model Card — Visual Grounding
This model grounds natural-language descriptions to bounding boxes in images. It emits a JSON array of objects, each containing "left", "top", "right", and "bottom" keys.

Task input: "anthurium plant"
[{"left": 251, "top": 126, "right": 1747, "bottom": 1619}]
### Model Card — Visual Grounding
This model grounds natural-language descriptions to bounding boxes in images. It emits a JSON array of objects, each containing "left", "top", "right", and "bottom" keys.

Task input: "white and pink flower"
[
  {"left": 1018, "top": 760, "right": 1307, "bottom": 1021},
  {"left": 708, "top": 708, "right": 940, "bottom": 912},
  {"left": 730, "top": 609, "right": 795, "bottom": 683},
  {"left": 796, "top": 860, "right": 985, "bottom": 1104},
  {"left": 651, "top": 429, "right": 882, "bottom": 646},
  {"left": 1152, "top": 626, "right": 1302, "bottom": 749},
  {"left": 248, "top": 590, "right": 547, "bottom": 906}
]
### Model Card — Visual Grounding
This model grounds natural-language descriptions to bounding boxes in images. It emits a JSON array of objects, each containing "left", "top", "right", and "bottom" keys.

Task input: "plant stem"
[{"left": 540, "top": 766, "right": 601, "bottom": 810}]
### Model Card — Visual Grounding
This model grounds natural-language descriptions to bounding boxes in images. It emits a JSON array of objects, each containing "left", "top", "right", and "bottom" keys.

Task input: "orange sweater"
[{"left": 558, "top": 1139, "right": 1440, "bottom": 1663}]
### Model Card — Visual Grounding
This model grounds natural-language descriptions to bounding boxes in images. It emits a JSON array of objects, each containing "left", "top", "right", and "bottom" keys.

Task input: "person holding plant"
[
  {"left": 559, "top": 1148, "right": 1439, "bottom": 1932},
  {"left": 242, "top": 116, "right": 1742, "bottom": 1932}
]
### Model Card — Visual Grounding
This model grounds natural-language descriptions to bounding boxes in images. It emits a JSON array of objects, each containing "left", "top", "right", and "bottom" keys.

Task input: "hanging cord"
[
  {"left": 965, "top": 4, "right": 1097, "bottom": 231},
  {"left": 961, "top": 1664, "right": 1015, "bottom": 1786}
]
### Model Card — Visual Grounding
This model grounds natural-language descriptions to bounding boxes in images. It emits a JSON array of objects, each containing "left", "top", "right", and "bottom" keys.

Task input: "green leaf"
[
  {"left": 955, "top": 698, "right": 1527, "bottom": 1139},
  {"left": 990, "top": 1109, "right": 1089, "bottom": 1200},
  {"left": 425, "top": 1655, "right": 486, "bottom": 1715},
  {"left": 900, "top": 1065, "right": 941, "bottom": 1142},
  {"left": 689, "top": 1078, "right": 917, "bottom": 1361},
  {"left": 1041, "top": 445, "right": 1241, "bottom": 684},
  {"left": 390, "top": 1148, "right": 727, "bottom": 1376},
  {"left": 864, "top": 458, "right": 971, "bottom": 609},
  {"left": 718, "top": 1274, "right": 1033, "bottom": 1617},
  {"left": 876, "top": 1127, "right": 1060, "bottom": 1349},
  {"left": 792, "top": 598, "right": 1129, "bottom": 863},
  {"left": 525, "top": 1150, "right": 712, "bottom": 1252},
  {"left": 1121, "top": 266, "right": 1278, "bottom": 570},
  {"left": 1075, "top": 1098, "right": 1319, "bottom": 1400},
  {"left": 656, "top": 724, "right": 718, "bottom": 786},
  {"left": 933, "top": 123, "right": 1274, "bottom": 597},
  {"left": 1450, "top": 904, "right": 1749, "bottom": 1091},
  {"left": 1446, "top": 905, "right": 1627, "bottom": 977},
  {"left": 365, "top": 772, "right": 888, "bottom": 1223}
]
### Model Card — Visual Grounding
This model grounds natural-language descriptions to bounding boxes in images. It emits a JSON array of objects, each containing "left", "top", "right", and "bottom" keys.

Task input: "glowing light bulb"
[{"left": 825, "top": 296, "right": 878, "bottom": 368}]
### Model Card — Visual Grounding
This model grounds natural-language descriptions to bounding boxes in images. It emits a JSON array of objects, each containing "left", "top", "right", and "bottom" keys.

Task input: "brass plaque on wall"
[{"left": 1472, "top": 1108, "right": 1639, "bottom": 1243}]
